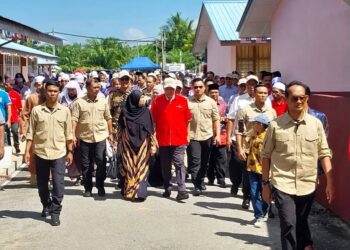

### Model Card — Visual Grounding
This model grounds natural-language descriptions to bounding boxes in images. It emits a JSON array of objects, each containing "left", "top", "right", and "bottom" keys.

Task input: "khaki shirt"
[
  {"left": 26, "top": 103, "right": 73, "bottom": 160},
  {"left": 72, "top": 95, "right": 112, "bottom": 143},
  {"left": 261, "top": 112, "right": 332, "bottom": 196},
  {"left": 188, "top": 95, "right": 220, "bottom": 141},
  {"left": 235, "top": 102, "right": 277, "bottom": 151}
]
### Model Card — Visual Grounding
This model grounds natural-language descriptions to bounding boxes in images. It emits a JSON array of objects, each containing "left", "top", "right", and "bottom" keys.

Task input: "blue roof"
[
  {"left": 0, "top": 38, "right": 57, "bottom": 58},
  {"left": 204, "top": 0, "right": 248, "bottom": 41},
  {"left": 120, "top": 57, "right": 160, "bottom": 71}
]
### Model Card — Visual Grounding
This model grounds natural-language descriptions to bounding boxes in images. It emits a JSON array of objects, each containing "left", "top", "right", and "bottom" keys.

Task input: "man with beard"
[
  {"left": 60, "top": 80, "right": 83, "bottom": 184},
  {"left": 19, "top": 75, "right": 46, "bottom": 186}
]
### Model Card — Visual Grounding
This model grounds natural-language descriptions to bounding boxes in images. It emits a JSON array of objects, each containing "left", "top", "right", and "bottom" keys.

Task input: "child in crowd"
[{"left": 246, "top": 114, "right": 270, "bottom": 228}]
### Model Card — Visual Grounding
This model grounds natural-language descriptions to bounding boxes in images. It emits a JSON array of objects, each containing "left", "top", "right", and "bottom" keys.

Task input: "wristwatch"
[
  {"left": 67, "top": 149, "right": 74, "bottom": 154},
  {"left": 262, "top": 179, "right": 270, "bottom": 185}
]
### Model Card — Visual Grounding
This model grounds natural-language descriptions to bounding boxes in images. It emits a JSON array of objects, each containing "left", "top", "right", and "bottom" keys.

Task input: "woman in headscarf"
[{"left": 118, "top": 90, "right": 157, "bottom": 201}]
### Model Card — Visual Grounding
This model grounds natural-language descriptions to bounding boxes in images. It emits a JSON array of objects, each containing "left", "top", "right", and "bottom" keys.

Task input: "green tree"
[{"left": 84, "top": 38, "right": 129, "bottom": 69}]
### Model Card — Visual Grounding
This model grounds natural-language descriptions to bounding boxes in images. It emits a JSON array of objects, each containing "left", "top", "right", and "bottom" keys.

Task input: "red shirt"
[
  {"left": 8, "top": 90, "right": 22, "bottom": 123},
  {"left": 151, "top": 94, "right": 191, "bottom": 146},
  {"left": 272, "top": 98, "right": 288, "bottom": 116}
]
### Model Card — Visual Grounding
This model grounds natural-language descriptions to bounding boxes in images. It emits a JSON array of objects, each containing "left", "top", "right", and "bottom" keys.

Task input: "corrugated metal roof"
[
  {"left": 204, "top": 0, "right": 248, "bottom": 41},
  {"left": 0, "top": 38, "right": 57, "bottom": 58}
]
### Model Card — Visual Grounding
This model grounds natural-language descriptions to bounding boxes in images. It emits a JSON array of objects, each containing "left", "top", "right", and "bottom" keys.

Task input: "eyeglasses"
[
  {"left": 291, "top": 95, "right": 307, "bottom": 102},
  {"left": 193, "top": 85, "right": 204, "bottom": 89}
]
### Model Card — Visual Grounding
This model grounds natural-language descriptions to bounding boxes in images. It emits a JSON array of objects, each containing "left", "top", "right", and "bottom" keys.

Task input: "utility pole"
[
  {"left": 161, "top": 31, "right": 166, "bottom": 71},
  {"left": 155, "top": 40, "right": 159, "bottom": 64},
  {"left": 52, "top": 28, "right": 56, "bottom": 56}
]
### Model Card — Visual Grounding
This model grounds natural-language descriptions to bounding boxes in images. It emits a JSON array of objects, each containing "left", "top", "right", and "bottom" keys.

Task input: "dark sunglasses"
[
  {"left": 291, "top": 95, "right": 307, "bottom": 102},
  {"left": 193, "top": 85, "right": 204, "bottom": 89}
]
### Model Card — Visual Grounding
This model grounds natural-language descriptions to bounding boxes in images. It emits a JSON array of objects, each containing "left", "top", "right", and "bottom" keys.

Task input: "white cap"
[
  {"left": 148, "top": 73, "right": 157, "bottom": 79},
  {"left": 75, "top": 74, "right": 85, "bottom": 84},
  {"left": 237, "top": 78, "right": 247, "bottom": 85},
  {"left": 111, "top": 73, "right": 119, "bottom": 80},
  {"left": 175, "top": 79, "right": 183, "bottom": 89},
  {"left": 61, "top": 73, "right": 70, "bottom": 81},
  {"left": 168, "top": 72, "right": 176, "bottom": 79},
  {"left": 118, "top": 70, "right": 131, "bottom": 79},
  {"left": 232, "top": 73, "right": 240, "bottom": 79},
  {"left": 90, "top": 71, "right": 98, "bottom": 78},
  {"left": 163, "top": 77, "right": 176, "bottom": 89},
  {"left": 273, "top": 82, "right": 286, "bottom": 92},
  {"left": 246, "top": 75, "right": 259, "bottom": 83},
  {"left": 34, "top": 75, "right": 45, "bottom": 83}
]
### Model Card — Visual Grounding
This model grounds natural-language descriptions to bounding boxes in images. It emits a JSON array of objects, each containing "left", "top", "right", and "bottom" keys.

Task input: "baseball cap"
[
  {"left": 163, "top": 77, "right": 176, "bottom": 89},
  {"left": 246, "top": 75, "right": 259, "bottom": 83},
  {"left": 118, "top": 70, "right": 131, "bottom": 79},
  {"left": 254, "top": 114, "right": 270, "bottom": 126},
  {"left": 237, "top": 78, "right": 247, "bottom": 85}
]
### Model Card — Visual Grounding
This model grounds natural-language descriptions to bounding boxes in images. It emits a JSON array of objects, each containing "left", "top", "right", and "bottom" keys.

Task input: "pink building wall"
[
  {"left": 207, "top": 30, "right": 236, "bottom": 76},
  {"left": 271, "top": 0, "right": 350, "bottom": 92}
]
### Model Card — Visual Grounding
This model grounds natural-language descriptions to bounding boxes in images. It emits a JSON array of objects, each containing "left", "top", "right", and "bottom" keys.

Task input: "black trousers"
[
  {"left": 35, "top": 155, "right": 66, "bottom": 215},
  {"left": 80, "top": 140, "right": 106, "bottom": 192},
  {"left": 207, "top": 145, "right": 227, "bottom": 183},
  {"left": 228, "top": 141, "right": 250, "bottom": 199},
  {"left": 5, "top": 122, "right": 19, "bottom": 150},
  {"left": 187, "top": 138, "right": 213, "bottom": 188},
  {"left": 273, "top": 187, "right": 315, "bottom": 250}
]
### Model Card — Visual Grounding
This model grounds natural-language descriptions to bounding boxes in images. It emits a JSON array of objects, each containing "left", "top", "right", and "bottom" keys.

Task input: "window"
[{"left": 236, "top": 44, "right": 271, "bottom": 77}]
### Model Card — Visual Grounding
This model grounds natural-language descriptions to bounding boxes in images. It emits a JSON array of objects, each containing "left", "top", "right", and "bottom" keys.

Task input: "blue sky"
[{"left": 1, "top": 0, "right": 205, "bottom": 44}]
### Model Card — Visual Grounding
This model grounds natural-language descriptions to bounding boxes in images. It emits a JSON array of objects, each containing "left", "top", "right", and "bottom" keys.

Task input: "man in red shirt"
[
  {"left": 151, "top": 77, "right": 191, "bottom": 201},
  {"left": 4, "top": 81, "right": 22, "bottom": 153},
  {"left": 271, "top": 82, "right": 287, "bottom": 116}
]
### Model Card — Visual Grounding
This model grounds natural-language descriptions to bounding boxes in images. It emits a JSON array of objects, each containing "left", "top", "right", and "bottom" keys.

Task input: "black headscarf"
[{"left": 118, "top": 90, "right": 154, "bottom": 152}]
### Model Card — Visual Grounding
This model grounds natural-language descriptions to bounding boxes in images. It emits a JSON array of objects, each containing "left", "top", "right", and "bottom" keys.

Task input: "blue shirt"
[
  {"left": 308, "top": 107, "right": 329, "bottom": 175},
  {"left": 0, "top": 90, "right": 11, "bottom": 120},
  {"left": 219, "top": 84, "right": 238, "bottom": 103},
  {"left": 0, "top": 110, "right": 5, "bottom": 125}
]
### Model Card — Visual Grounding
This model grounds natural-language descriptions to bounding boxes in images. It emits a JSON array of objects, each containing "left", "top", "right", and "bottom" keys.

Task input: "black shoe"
[
  {"left": 200, "top": 183, "right": 207, "bottom": 191},
  {"left": 230, "top": 186, "right": 238, "bottom": 197},
  {"left": 41, "top": 207, "right": 50, "bottom": 218},
  {"left": 50, "top": 214, "right": 60, "bottom": 226},
  {"left": 83, "top": 191, "right": 92, "bottom": 197},
  {"left": 192, "top": 188, "right": 202, "bottom": 196},
  {"left": 133, "top": 197, "right": 146, "bottom": 202},
  {"left": 207, "top": 180, "right": 214, "bottom": 186},
  {"left": 242, "top": 199, "right": 250, "bottom": 209},
  {"left": 162, "top": 189, "right": 171, "bottom": 198},
  {"left": 97, "top": 187, "right": 105, "bottom": 197},
  {"left": 218, "top": 180, "right": 227, "bottom": 188},
  {"left": 176, "top": 191, "right": 189, "bottom": 201}
]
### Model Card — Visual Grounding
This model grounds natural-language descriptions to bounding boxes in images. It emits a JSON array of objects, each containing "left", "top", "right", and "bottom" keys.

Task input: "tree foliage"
[{"left": 34, "top": 12, "right": 198, "bottom": 71}]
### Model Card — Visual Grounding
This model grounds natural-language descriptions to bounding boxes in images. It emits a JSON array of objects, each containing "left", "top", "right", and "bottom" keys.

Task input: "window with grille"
[{"left": 236, "top": 44, "right": 271, "bottom": 77}]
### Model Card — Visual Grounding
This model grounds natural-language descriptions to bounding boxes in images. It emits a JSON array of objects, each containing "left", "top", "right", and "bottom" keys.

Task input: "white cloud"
[{"left": 123, "top": 28, "right": 147, "bottom": 40}]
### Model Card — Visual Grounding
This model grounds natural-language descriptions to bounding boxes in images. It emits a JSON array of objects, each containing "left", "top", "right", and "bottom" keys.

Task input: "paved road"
[{"left": 1, "top": 166, "right": 349, "bottom": 250}]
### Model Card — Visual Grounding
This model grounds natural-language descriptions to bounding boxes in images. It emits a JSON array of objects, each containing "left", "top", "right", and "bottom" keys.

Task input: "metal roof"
[
  {"left": 204, "top": 0, "right": 248, "bottom": 41},
  {"left": 0, "top": 38, "right": 57, "bottom": 58}
]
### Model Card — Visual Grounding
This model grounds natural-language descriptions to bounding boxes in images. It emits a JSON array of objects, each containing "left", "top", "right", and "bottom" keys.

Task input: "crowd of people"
[{"left": 0, "top": 68, "right": 334, "bottom": 250}]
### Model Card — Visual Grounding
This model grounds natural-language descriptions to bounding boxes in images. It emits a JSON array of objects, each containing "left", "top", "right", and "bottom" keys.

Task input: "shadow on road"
[
  {"left": 0, "top": 210, "right": 48, "bottom": 223},
  {"left": 193, "top": 201, "right": 247, "bottom": 211},
  {"left": 192, "top": 213, "right": 253, "bottom": 226},
  {"left": 215, "top": 232, "right": 274, "bottom": 248}
]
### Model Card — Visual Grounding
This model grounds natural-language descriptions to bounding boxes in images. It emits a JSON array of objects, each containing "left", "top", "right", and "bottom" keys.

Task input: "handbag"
[{"left": 106, "top": 140, "right": 118, "bottom": 179}]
